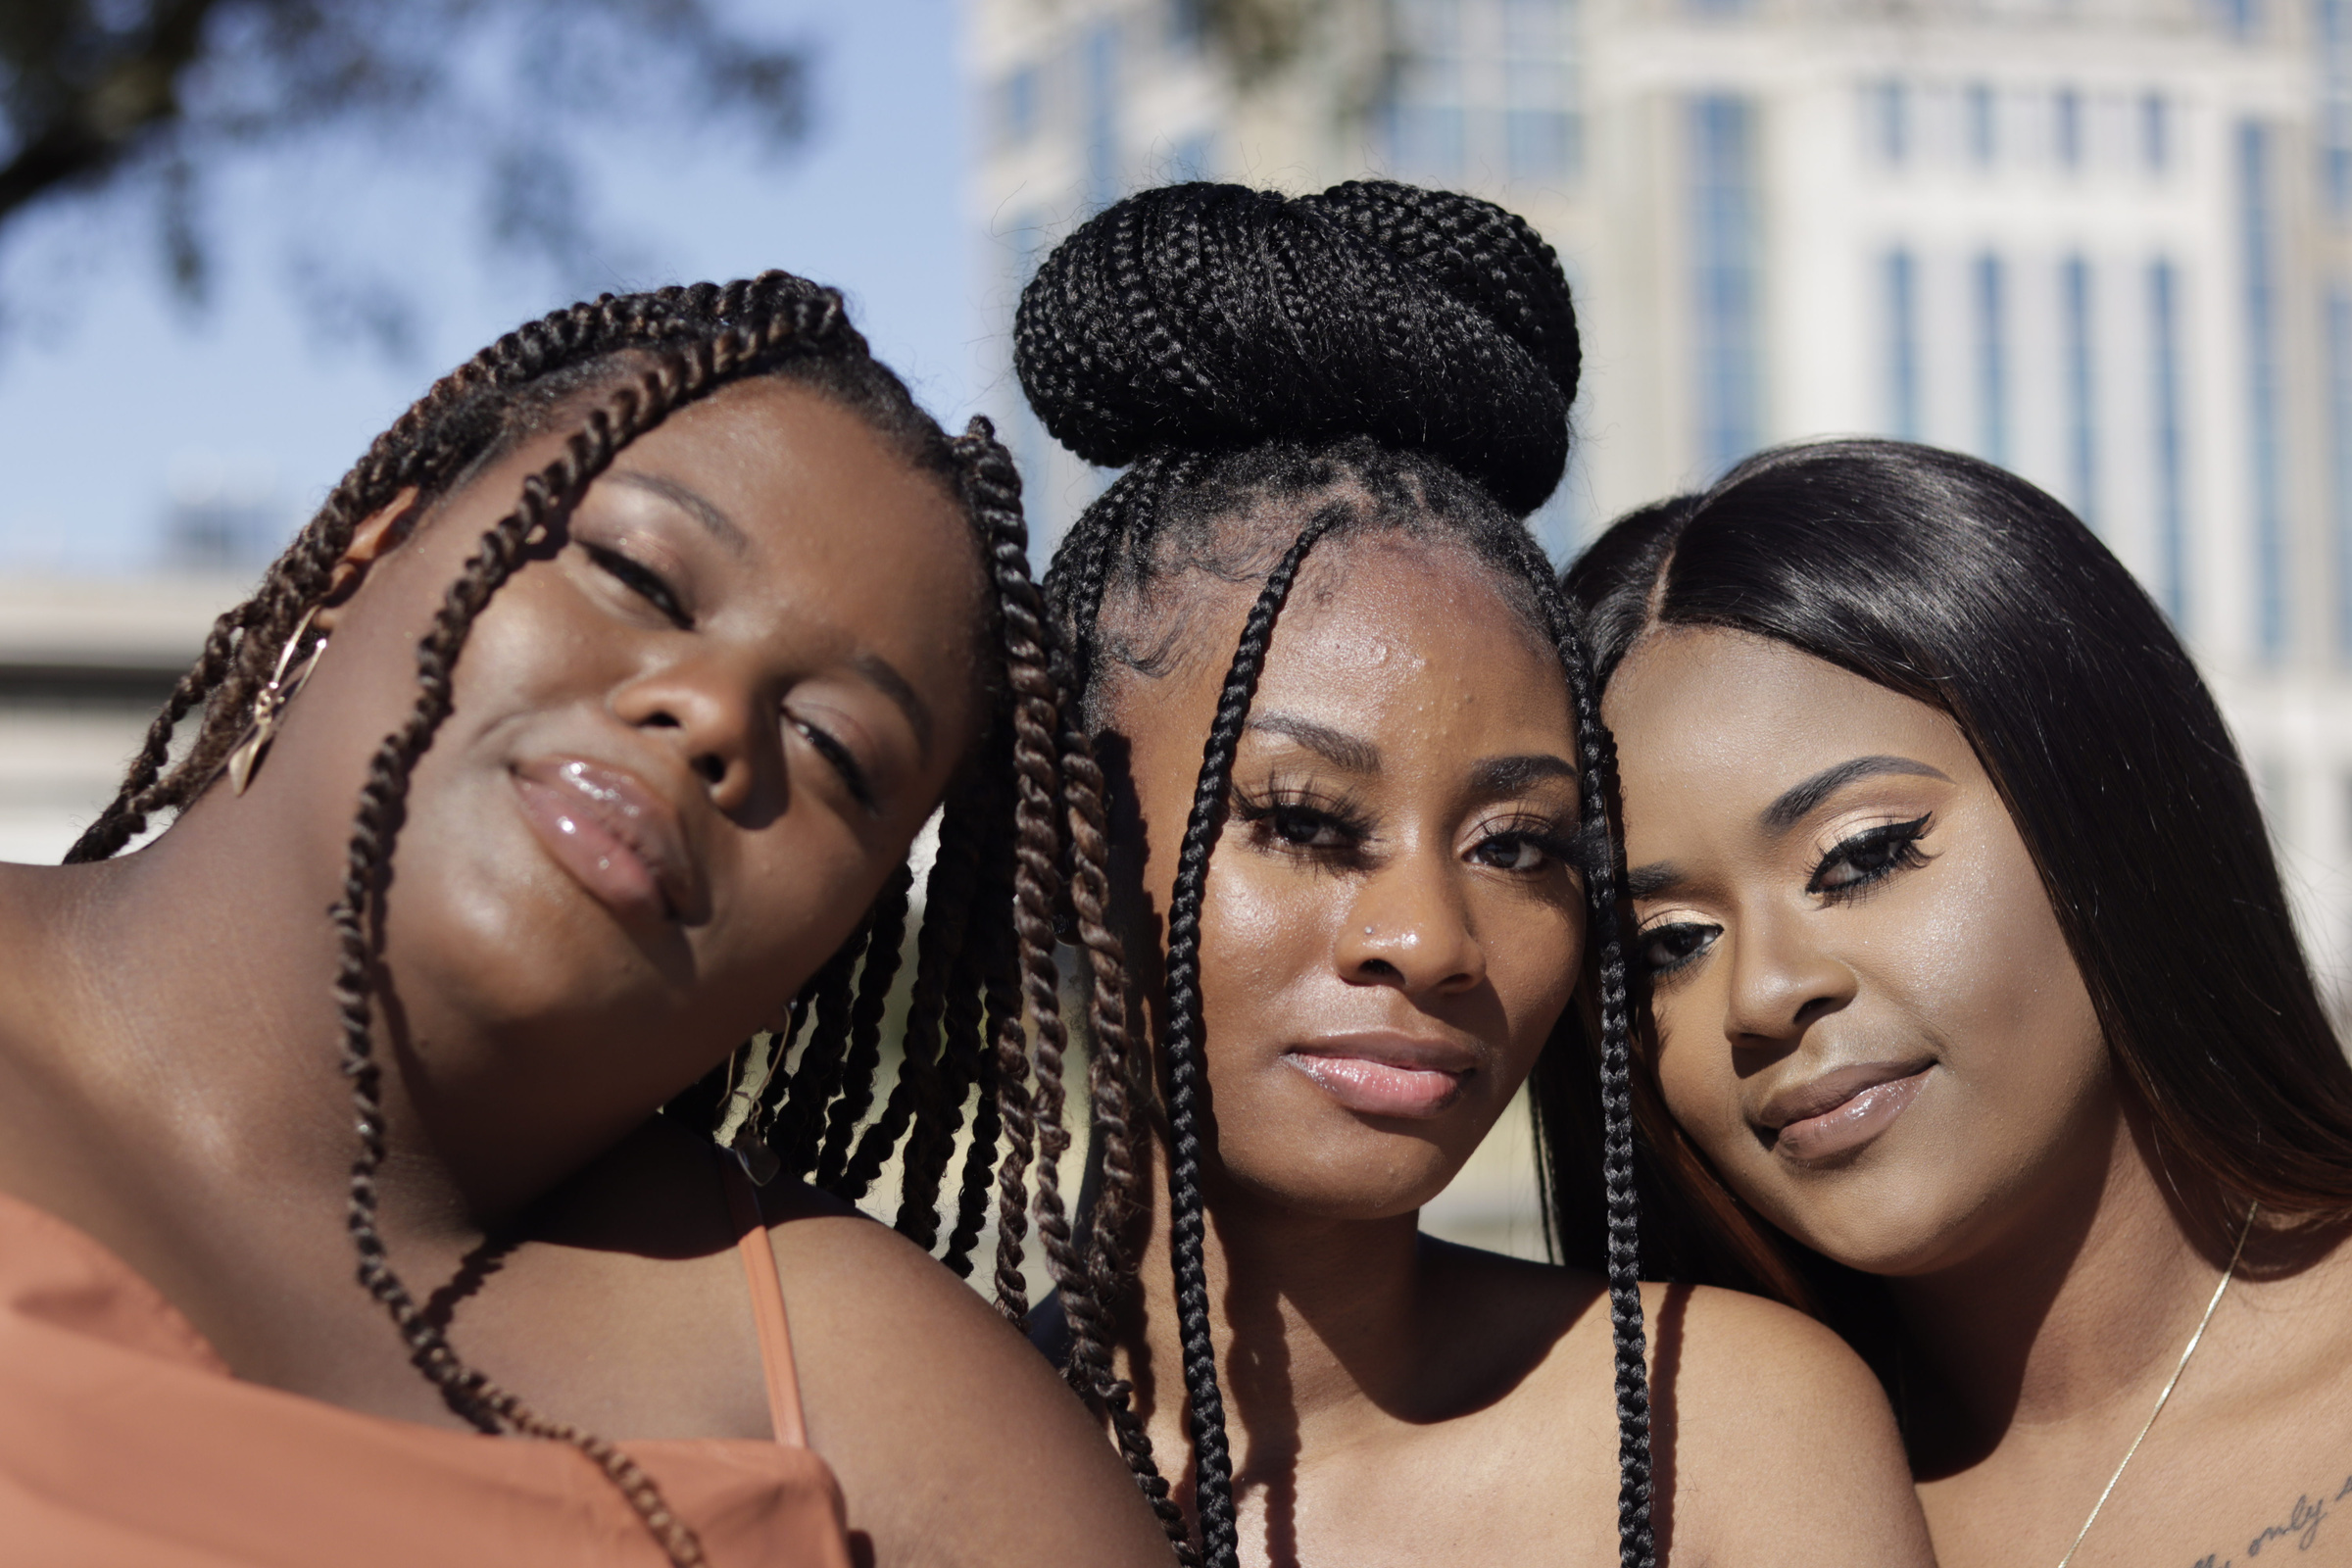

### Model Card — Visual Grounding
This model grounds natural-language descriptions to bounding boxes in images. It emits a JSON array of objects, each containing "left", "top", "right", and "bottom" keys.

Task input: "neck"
[
  {"left": 2, "top": 790, "right": 526, "bottom": 1252},
  {"left": 1887, "top": 1091, "right": 2239, "bottom": 1467},
  {"left": 1116, "top": 1136, "right": 1432, "bottom": 1479}
]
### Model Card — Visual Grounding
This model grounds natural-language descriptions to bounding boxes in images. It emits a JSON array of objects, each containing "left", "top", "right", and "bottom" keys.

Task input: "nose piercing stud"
[{"left": 1363, "top": 924, "right": 1375, "bottom": 936}]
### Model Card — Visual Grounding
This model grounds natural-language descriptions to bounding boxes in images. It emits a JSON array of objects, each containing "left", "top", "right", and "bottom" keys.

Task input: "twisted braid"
[
  {"left": 328, "top": 337, "right": 830, "bottom": 1568},
  {"left": 884, "top": 785, "right": 992, "bottom": 1241},
  {"left": 986, "top": 933, "right": 1038, "bottom": 1320},
  {"left": 775, "top": 899, "right": 883, "bottom": 1183}
]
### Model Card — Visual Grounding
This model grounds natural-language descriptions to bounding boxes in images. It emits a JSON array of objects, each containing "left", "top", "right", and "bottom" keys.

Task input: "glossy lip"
[
  {"left": 1283, "top": 1032, "right": 1480, "bottom": 1120},
  {"left": 511, "top": 756, "right": 702, "bottom": 924},
  {"left": 1758, "top": 1059, "right": 1934, "bottom": 1164}
]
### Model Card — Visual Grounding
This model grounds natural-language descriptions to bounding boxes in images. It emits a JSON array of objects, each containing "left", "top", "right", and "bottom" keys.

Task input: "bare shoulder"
[
  {"left": 1644, "top": 1283, "right": 1935, "bottom": 1568},
  {"left": 757, "top": 1183, "right": 1173, "bottom": 1568}
]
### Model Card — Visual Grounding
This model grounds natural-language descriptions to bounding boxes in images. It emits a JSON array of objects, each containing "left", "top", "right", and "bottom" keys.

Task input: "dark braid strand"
[{"left": 1152, "top": 517, "right": 1341, "bottom": 1568}]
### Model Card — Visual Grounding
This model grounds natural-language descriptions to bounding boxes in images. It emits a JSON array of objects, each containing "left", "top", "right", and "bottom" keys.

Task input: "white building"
[
  {"left": 0, "top": 575, "right": 244, "bottom": 864},
  {"left": 965, "top": 0, "right": 2352, "bottom": 1025}
]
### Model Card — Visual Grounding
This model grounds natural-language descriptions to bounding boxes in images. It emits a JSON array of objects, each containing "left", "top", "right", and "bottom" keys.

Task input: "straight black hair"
[{"left": 1559, "top": 437, "right": 2352, "bottom": 1317}]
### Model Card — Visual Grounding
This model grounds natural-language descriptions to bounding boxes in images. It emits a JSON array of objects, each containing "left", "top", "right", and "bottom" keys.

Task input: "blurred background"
[{"left": 1, "top": 0, "right": 2345, "bottom": 1251}]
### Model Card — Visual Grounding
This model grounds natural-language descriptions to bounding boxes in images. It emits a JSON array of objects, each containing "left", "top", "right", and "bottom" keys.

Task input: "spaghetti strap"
[{"left": 720, "top": 1157, "right": 811, "bottom": 1448}]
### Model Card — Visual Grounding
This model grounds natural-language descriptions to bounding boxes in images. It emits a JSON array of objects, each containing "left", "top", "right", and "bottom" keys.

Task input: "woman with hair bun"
[
  {"left": 0, "top": 275, "right": 1175, "bottom": 1567},
  {"left": 1013, "top": 181, "right": 1935, "bottom": 1568},
  {"left": 1564, "top": 439, "right": 2352, "bottom": 1568}
]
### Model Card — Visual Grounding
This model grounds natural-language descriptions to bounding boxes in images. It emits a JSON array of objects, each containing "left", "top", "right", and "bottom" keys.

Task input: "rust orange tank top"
[{"left": 0, "top": 1165, "right": 853, "bottom": 1567}]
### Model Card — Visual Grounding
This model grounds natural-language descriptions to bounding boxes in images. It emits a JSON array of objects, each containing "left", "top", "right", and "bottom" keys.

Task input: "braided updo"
[
  {"left": 72, "top": 274, "right": 1135, "bottom": 1568},
  {"left": 1015, "top": 181, "right": 1657, "bottom": 1568}
]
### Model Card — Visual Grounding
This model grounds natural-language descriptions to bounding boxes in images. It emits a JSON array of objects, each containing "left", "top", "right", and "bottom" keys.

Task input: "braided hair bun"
[{"left": 1014, "top": 179, "right": 1580, "bottom": 517}]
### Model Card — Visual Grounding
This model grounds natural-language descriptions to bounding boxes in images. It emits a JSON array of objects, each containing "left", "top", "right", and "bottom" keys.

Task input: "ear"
[{"left": 314, "top": 487, "right": 424, "bottom": 631}]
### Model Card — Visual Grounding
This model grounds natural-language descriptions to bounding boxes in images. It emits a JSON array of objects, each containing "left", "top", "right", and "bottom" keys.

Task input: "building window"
[
  {"left": 2325, "top": 0, "right": 2352, "bottom": 216},
  {"left": 1386, "top": 0, "right": 1467, "bottom": 180},
  {"left": 1885, "top": 248, "right": 1921, "bottom": 440},
  {"left": 1168, "top": 0, "right": 1208, "bottom": 48},
  {"left": 2218, "top": 0, "right": 2260, "bottom": 38},
  {"left": 1083, "top": 24, "right": 1121, "bottom": 211},
  {"left": 1974, "top": 252, "right": 2009, "bottom": 468},
  {"left": 1503, "top": 0, "right": 1577, "bottom": 180},
  {"left": 2054, "top": 87, "right": 2083, "bottom": 170},
  {"left": 1966, "top": 83, "right": 1997, "bottom": 167},
  {"left": 1385, "top": 0, "right": 1582, "bottom": 186},
  {"left": 2329, "top": 286, "right": 2352, "bottom": 659},
  {"left": 996, "top": 66, "right": 1040, "bottom": 152},
  {"left": 2150, "top": 258, "right": 2190, "bottom": 626},
  {"left": 2140, "top": 92, "right": 2170, "bottom": 174},
  {"left": 2063, "top": 254, "right": 2098, "bottom": 528},
  {"left": 2240, "top": 120, "right": 2287, "bottom": 661},
  {"left": 1691, "top": 94, "right": 1764, "bottom": 478},
  {"left": 1869, "top": 79, "right": 1908, "bottom": 166}
]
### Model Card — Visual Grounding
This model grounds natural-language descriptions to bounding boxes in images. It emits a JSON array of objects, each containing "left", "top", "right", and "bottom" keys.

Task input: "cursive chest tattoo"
[{"left": 2189, "top": 1468, "right": 2352, "bottom": 1565}]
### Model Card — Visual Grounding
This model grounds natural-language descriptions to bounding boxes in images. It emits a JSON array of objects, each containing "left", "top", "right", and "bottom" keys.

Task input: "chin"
[
  {"left": 386, "top": 843, "right": 685, "bottom": 1034},
  {"left": 1755, "top": 1173, "right": 1993, "bottom": 1280}
]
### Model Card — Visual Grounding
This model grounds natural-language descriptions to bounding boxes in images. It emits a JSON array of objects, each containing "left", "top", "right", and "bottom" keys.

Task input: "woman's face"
[
  {"left": 1604, "top": 626, "right": 2114, "bottom": 1276},
  {"left": 251, "top": 376, "right": 985, "bottom": 1134},
  {"left": 1102, "top": 532, "right": 1586, "bottom": 1220}
]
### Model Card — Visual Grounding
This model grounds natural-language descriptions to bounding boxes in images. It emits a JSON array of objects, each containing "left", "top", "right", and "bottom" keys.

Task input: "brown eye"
[
  {"left": 1639, "top": 920, "right": 1719, "bottom": 976},
  {"left": 1807, "top": 815, "right": 1933, "bottom": 898}
]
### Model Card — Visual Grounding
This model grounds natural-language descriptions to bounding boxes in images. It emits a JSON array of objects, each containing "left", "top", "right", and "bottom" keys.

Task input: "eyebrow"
[
  {"left": 1469, "top": 754, "right": 1579, "bottom": 797},
  {"left": 852, "top": 652, "right": 935, "bottom": 758},
  {"left": 609, "top": 470, "right": 752, "bottom": 559},
  {"left": 1246, "top": 712, "right": 1380, "bottom": 773},
  {"left": 1625, "top": 861, "right": 1683, "bottom": 902},
  {"left": 1760, "top": 755, "right": 1953, "bottom": 835}
]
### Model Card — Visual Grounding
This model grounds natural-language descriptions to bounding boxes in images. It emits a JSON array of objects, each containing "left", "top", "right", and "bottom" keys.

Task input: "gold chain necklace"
[{"left": 2054, "top": 1203, "right": 2259, "bottom": 1568}]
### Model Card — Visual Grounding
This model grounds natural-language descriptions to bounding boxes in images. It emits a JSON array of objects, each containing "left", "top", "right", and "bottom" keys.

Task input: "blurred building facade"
[
  {"left": 966, "top": 0, "right": 2352, "bottom": 1019},
  {"left": 0, "top": 577, "right": 241, "bottom": 864}
]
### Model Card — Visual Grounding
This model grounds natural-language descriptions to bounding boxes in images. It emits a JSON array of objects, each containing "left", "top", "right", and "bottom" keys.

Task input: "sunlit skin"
[
  {"left": 0, "top": 376, "right": 1173, "bottom": 1566},
  {"left": 1091, "top": 526, "right": 1934, "bottom": 1568},
  {"left": 1608, "top": 625, "right": 2352, "bottom": 1568}
]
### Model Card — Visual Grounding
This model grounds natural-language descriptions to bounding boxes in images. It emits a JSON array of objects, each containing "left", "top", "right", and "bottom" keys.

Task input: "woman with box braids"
[
  {"left": 0, "top": 275, "right": 1177, "bottom": 1568},
  {"left": 1011, "top": 180, "right": 1936, "bottom": 1568}
]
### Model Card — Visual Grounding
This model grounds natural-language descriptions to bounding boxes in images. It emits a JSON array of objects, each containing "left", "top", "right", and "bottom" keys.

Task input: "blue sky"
[{"left": 0, "top": 0, "right": 980, "bottom": 575}]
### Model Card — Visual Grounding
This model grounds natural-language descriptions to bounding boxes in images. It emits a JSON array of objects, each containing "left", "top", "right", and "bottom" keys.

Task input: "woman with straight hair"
[
  {"left": 0, "top": 274, "right": 1174, "bottom": 1567},
  {"left": 1562, "top": 437, "right": 2352, "bottom": 1568},
  {"left": 1010, "top": 180, "right": 1935, "bottom": 1568}
]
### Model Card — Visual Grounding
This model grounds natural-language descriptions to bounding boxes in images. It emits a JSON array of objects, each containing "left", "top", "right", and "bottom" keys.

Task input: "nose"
[
  {"left": 1334, "top": 847, "right": 1486, "bottom": 998},
  {"left": 1722, "top": 905, "right": 1856, "bottom": 1046},
  {"left": 611, "top": 653, "right": 766, "bottom": 815}
]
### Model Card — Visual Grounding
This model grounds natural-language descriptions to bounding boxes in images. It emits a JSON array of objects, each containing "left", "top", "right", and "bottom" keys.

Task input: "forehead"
[
  {"left": 1605, "top": 627, "right": 1969, "bottom": 801},
  {"left": 1111, "top": 533, "right": 1572, "bottom": 752}
]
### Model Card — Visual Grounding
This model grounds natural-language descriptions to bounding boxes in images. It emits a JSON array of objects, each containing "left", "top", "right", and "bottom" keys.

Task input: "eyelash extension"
[
  {"left": 793, "top": 717, "right": 877, "bottom": 811},
  {"left": 1229, "top": 782, "right": 1375, "bottom": 856},
  {"left": 1634, "top": 919, "right": 1717, "bottom": 980},
  {"left": 1470, "top": 813, "right": 1579, "bottom": 871},
  {"left": 1805, "top": 812, "right": 1935, "bottom": 900},
  {"left": 587, "top": 543, "right": 692, "bottom": 629}
]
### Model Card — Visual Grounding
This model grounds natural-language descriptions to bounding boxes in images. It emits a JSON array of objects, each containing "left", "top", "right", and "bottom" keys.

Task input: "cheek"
[
  {"left": 1197, "top": 858, "right": 1333, "bottom": 1037},
  {"left": 1887, "top": 829, "right": 2109, "bottom": 1114},
  {"left": 1485, "top": 898, "right": 1584, "bottom": 1066}
]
